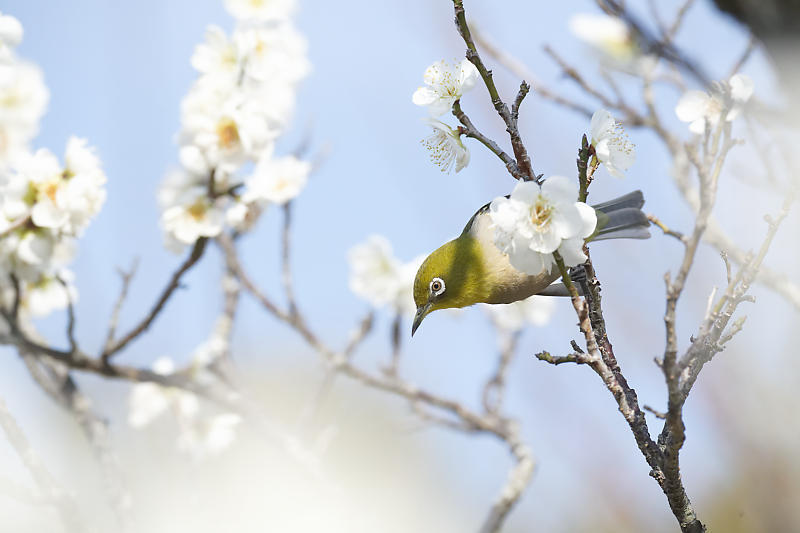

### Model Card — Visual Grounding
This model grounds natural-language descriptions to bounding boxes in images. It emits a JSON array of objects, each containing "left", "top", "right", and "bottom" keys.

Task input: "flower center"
[
  {"left": 186, "top": 200, "right": 208, "bottom": 221},
  {"left": 28, "top": 178, "right": 62, "bottom": 205},
  {"left": 216, "top": 117, "right": 240, "bottom": 149},
  {"left": 530, "top": 196, "right": 553, "bottom": 229}
]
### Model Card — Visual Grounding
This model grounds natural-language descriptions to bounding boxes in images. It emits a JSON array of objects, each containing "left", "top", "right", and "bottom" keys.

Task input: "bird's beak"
[{"left": 411, "top": 303, "right": 431, "bottom": 337}]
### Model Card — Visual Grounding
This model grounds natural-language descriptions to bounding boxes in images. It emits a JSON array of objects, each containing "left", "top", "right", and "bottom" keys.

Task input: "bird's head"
[{"left": 411, "top": 235, "right": 489, "bottom": 336}]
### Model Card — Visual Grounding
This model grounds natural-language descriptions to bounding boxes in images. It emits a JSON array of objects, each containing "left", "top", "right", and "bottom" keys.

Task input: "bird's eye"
[{"left": 430, "top": 277, "right": 445, "bottom": 296}]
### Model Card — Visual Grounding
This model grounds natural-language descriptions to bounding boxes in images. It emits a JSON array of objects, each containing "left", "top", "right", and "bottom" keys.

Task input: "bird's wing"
[{"left": 460, "top": 196, "right": 508, "bottom": 236}]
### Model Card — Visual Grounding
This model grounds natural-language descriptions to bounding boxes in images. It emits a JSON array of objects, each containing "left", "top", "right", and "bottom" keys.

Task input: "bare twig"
[
  {"left": 451, "top": 0, "right": 537, "bottom": 181},
  {"left": 648, "top": 214, "right": 687, "bottom": 244},
  {"left": 102, "top": 259, "right": 139, "bottom": 358},
  {"left": 483, "top": 329, "right": 520, "bottom": 414},
  {"left": 534, "top": 350, "right": 584, "bottom": 365},
  {"left": 453, "top": 101, "right": 525, "bottom": 180},
  {"left": 102, "top": 237, "right": 208, "bottom": 360}
]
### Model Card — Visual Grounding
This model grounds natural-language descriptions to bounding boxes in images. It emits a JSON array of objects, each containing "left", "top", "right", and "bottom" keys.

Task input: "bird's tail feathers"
[{"left": 592, "top": 191, "right": 650, "bottom": 241}]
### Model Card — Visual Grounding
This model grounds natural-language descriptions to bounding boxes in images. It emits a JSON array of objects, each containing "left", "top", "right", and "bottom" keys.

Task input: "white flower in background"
[
  {"left": 1, "top": 228, "right": 76, "bottom": 284},
  {"left": 0, "top": 12, "right": 23, "bottom": 59},
  {"left": 422, "top": 119, "right": 469, "bottom": 173},
  {"left": 488, "top": 176, "right": 597, "bottom": 275},
  {"left": 412, "top": 59, "right": 480, "bottom": 116},
  {"left": 349, "top": 236, "right": 402, "bottom": 307},
  {"left": 191, "top": 25, "right": 242, "bottom": 81},
  {"left": 233, "top": 24, "right": 310, "bottom": 84},
  {"left": 160, "top": 0, "right": 310, "bottom": 249},
  {"left": 180, "top": 79, "right": 279, "bottom": 173},
  {"left": 1, "top": 138, "right": 106, "bottom": 234},
  {"left": 728, "top": 74, "right": 755, "bottom": 112},
  {"left": 589, "top": 109, "right": 635, "bottom": 178},
  {"left": 569, "top": 13, "right": 657, "bottom": 74},
  {"left": 128, "top": 357, "right": 241, "bottom": 458},
  {"left": 348, "top": 235, "right": 424, "bottom": 315},
  {"left": 0, "top": 61, "right": 49, "bottom": 165},
  {"left": 486, "top": 295, "right": 555, "bottom": 331},
  {"left": 569, "top": 13, "right": 635, "bottom": 62},
  {"left": 161, "top": 195, "right": 225, "bottom": 246},
  {"left": 394, "top": 255, "right": 425, "bottom": 316},
  {"left": 675, "top": 73, "right": 754, "bottom": 134},
  {"left": 177, "top": 413, "right": 242, "bottom": 459},
  {"left": 24, "top": 271, "right": 76, "bottom": 318},
  {"left": 224, "top": 0, "right": 295, "bottom": 23},
  {"left": 128, "top": 357, "right": 200, "bottom": 429},
  {"left": 243, "top": 153, "right": 310, "bottom": 205},
  {"left": 60, "top": 137, "right": 107, "bottom": 233},
  {"left": 15, "top": 230, "right": 58, "bottom": 267}
]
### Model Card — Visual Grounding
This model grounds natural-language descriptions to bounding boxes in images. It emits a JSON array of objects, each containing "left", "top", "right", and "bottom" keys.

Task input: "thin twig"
[
  {"left": 102, "top": 259, "right": 139, "bottom": 357},
  {"left": 102, "top": 237, "right": 208, "bottom": 360}
]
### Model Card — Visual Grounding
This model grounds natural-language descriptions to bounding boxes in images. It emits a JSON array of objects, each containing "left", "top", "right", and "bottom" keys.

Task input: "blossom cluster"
[
  {"left": 413, "top": 59, "right": 478, "bottom": 174},
  {"left": 159, "top": 0, "right": 311, "bottom": 251},
  {"left": 348, "top": 235, "right": 424, "bottom": 317},
  {"left": 0, "top": 12, "right": 106, "bottom": 317},
  {"left": 489, "top": 176, "right": 597, "bottom": 275}
]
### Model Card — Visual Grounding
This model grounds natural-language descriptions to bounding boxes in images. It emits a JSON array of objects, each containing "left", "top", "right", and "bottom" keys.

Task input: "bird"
[{"left": 411, "top": 190, "right": 650, "bottom": 335}]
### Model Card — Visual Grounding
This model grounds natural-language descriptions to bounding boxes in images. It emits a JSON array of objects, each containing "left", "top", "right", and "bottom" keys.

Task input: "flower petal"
[
  {"left": 575, "top": 202, "right": 598, "bottom": 239},
  {"left": 541, "top": 175, "right": 577, "bottom": 204},
  {"left": 508, "top": 240, "right": 546, "bottom": 275},
  {"left": 509, "top": 180, "right": 540, "bottom": 205},
  {"left": 675, "top": 91, "right": 710, "bottom": 123},
  {"left": 729, "top": 73, "right": 753, "bottom": 103},
  {"left": 558, "top": 237, "right": 588, "bottom": 267},
  {"left": 589, "top": 109, "right": 615, "bottom": 143},
  {"left": 412, "top": 86, "right": 437, "bottom": 106}
]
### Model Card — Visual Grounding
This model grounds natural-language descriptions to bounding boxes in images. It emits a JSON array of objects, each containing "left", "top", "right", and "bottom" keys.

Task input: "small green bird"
[{"left": 411, "top": 190, "right": 649, "bottom": 335}]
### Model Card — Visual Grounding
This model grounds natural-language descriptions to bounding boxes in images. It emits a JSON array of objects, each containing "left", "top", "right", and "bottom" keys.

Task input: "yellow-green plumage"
[{"left": 411, "top": 190, "right": 648, "bottom": 335}]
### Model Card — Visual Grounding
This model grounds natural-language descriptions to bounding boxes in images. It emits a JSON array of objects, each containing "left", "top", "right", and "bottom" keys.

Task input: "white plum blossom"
[
  {"left": 1, "top": 138, "right": 106, "bottom": 234},
  {"left": 0, "top": 62, "right": 49, "bottom": 166},
  {"left": 486, "top": 295, "right": 555, "bottom": 332},
  {"left": 412, "top": 59, "right": 479, "bottom": 116},
  {"left": 233, "top": 24, "right": 310, "bottom": 84},
  {"left": 191, "top": 26, "right": 243, "bottom": 81},
  {"left": 161, "top": 195, "right": 225, "bottom": 246},
  {"left": 675, "top": 74, "right": 754, "bottom": 134},
  {"left": 24, "top": 271, "right": 77, "bottom": 318},
  {"left": 422, "top": 119, "right": 470, "bottom": 173},
  {"left": 159, "top": 6, "right": 311, "bottom": 248},
  {"left": 570, "top": 14, "right": 633, "bottom": 61},
  {"left": 243, "top": 153, "right": 310, "bottom": 205},
  {"left": 348, "top": 235, "right": 424, "bottom": 315},
  {"left": 569, "top": 13, "right": 656, "bottom": 73},
  {"left": 0, "top": 15, "right": 103, "bottom": 319},
  {"left": 224, "top": 0, "right": 295, "bottom": 23},
  {"left": 0, "top": 12, "right": 23, "bottom": 60},
  {"left": 179, "top": 78, "right": 282, "bottom": 173},
  {"left": 589, "top": 109, "right": 635, "bottom": 178},
  {"left": 488, "top": 176, "right": 597, "bottom": 275}
]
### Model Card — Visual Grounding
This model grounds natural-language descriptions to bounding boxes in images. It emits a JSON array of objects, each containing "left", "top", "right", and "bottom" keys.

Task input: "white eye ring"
[{"left": 429, "top": 277, "right": 445, "bottom": 296}]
